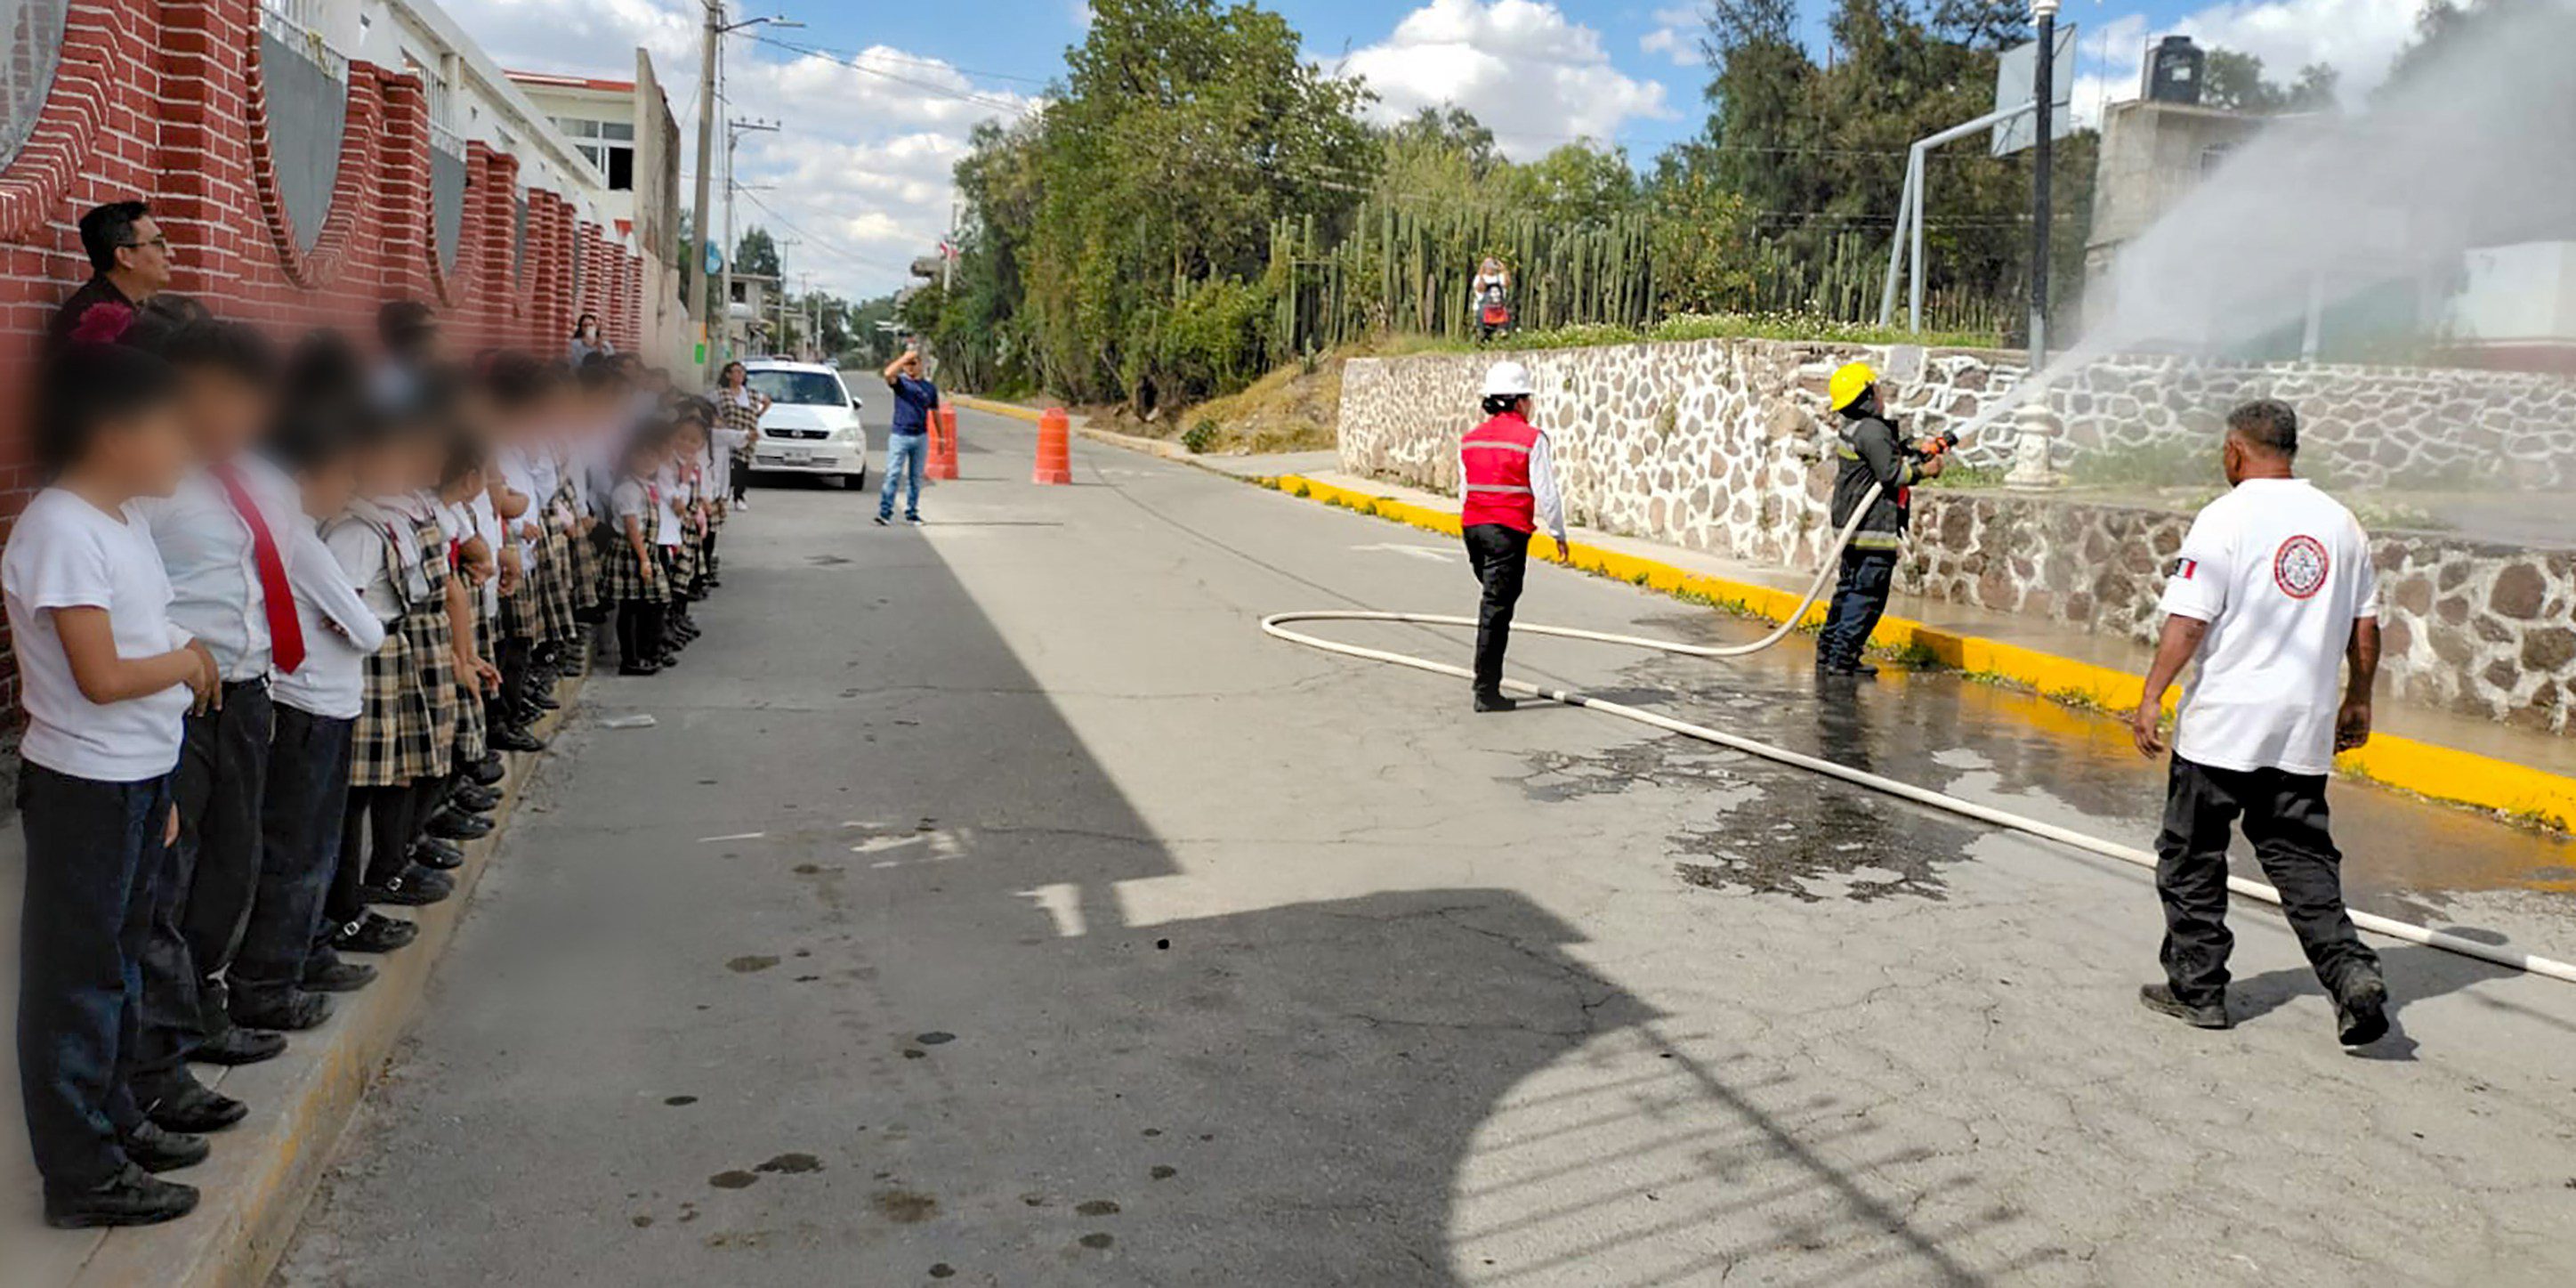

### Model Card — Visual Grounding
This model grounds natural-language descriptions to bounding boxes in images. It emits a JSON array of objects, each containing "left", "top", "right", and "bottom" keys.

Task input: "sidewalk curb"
[
  {"left": 950, "top": 395, "right": 1199, "bottom": 464},
  {"left": 55, "top": 675, "right": 586, "bottom": 1288},
  {"left": 1262, "top": 472, "right": 2575, "bottom": 831}
]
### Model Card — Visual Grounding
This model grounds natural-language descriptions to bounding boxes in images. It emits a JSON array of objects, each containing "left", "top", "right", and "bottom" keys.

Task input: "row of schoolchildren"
[{"left": 6, "top": 297, "right": 733, "bottom": 1228}]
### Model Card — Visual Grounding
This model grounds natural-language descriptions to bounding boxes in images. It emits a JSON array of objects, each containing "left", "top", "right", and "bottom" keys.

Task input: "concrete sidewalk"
[{"left": 0, "top": 675, "right": 586, "bottom": 1288}]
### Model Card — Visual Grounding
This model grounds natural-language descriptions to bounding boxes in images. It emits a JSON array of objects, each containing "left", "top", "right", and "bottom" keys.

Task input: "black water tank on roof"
[{"left": 2147, "top": 36, "right": 2205, "bottom": 106}]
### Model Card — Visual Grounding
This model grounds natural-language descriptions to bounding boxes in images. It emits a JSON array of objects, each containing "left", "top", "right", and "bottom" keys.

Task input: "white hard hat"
[{"left": 1482, "top": 360, "right": 1535, "bottom": 399}]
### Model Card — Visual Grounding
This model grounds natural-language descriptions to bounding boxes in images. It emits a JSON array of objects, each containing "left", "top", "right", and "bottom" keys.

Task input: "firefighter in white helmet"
[{"left": 1457, "top": 360, "right": 1568, "bottom": 712}]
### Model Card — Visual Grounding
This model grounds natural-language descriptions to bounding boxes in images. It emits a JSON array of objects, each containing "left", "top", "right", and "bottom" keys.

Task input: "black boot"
[
  {"left": 1473, "top": 690, "right": 1519, "bottom": 713},
  {"left": 2335, "top": 974, "right": 2390, "bottom": 1046},
  {"left": 2138, "top": 983, "right": 2231, "bottom": 1030}
]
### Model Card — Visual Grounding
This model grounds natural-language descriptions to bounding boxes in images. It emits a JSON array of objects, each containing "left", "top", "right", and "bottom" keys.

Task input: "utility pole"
[
  {"left": 690, "top": 1, "right": 721, "bottom": 386},
  {"left": 687, "top": 4, "right": 799, "bottom": 386},
  {"left": 722, "top": 117, "right": 779, "bottom": 369},
  {"left": 2029, "top": 0, "right": 2059, "bottom": 369}
]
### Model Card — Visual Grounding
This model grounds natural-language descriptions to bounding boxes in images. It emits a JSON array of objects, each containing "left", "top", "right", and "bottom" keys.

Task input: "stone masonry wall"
[{"left": 1339, "top": 338, "right": 2576, "bottom": 735}]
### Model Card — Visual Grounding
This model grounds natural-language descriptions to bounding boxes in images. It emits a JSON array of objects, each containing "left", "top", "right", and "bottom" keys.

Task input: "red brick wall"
[{"left": 0, "top": 0, "right": 650, "bottom": 720}]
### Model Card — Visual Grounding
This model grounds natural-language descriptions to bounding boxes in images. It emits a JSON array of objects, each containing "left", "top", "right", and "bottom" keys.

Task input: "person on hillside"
[
  {"left": 877, "top": 348, "right": 938, "bottom": 527},
  {"left": 1471, "top": 257, "right": 1512, "bottom": 344},
  {"left": 1815, "top": 360, "right": 1940, "bottom": 679},
  {"left": 51, "top": 201, "right": 174, "bottom": 351},
  {"left": 1457, "top": 360, "right": 1568, "bottom": 713},
  {"left": 2131, "top": 399, "right": 2389, "bottom": 1048}
]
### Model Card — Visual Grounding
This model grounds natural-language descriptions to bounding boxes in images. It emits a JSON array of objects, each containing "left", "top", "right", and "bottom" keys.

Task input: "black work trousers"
[
  {"left": 1462, "top": 523, "right": 1530, "bottom": 696},
  {"left": 2154, "top": 755, "right": 2381, "bottom": 1008},
  {"left": 134, "top": 679, "right": 272, "bottom": 1095},
  {"left": 1817, "top": 547, "right": 1897, "bottom": 670}
]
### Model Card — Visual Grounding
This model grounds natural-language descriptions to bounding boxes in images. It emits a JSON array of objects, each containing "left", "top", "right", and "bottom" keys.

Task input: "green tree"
[
  {"left": 733, "top": 227, "right": 782, "bottom": 280},
  {"left": 2203, "top": 48, "right": 2340, "bottom": 114}
]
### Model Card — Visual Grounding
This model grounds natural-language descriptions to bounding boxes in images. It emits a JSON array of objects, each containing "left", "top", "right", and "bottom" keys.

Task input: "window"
[
  {"left": 746, "top": 369, "right": 849, "bottom": 408},
  {"left": 554, "top": 116, "right": 634, "bottom": 191}
]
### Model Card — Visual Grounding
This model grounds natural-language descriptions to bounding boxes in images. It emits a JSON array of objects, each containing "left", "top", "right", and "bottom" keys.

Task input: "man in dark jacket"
[
  {"left": 1816, "top": 360, "right": 1940, "bottom": 677},
  {"left": 49, "top": 200, "right": 173, "bottom": 349}
]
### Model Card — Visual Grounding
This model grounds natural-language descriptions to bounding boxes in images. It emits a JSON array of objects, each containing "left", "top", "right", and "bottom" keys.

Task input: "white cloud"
[
  {"left": 1639, "top": 5, "right": 1701, "bottom": 68},
  {"left": 2173, "top": 0, "right": 2426, "bottom": 101},
  {"left": 436, "top": 0, "right": 1031, "bottom": 299},
  {"left": 1342, "top": 0, "right": 1674, "bottom": 158}
]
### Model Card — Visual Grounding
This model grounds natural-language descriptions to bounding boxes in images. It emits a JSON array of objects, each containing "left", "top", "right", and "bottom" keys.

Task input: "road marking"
[
  {"left": 1021, "top": 883, "right": 1087, "bottom": 938},
  {"left": 1353, "top": 542, "right": 1455, "bottom": 564},
  {"left": 698, "top": 831, "right": 766, "bottom": 843}
]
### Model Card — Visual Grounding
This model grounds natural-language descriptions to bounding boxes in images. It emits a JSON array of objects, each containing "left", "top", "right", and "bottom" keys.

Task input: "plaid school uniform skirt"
[
  {"left": 569, "top": 522, "right": 602, "bottom": 612},
  {"left": 537, "top": 529, "right": 579, "bottom": 644},
  {"left": 669, "top": 530, "right": 703, "bottom": 599},
  {"left": 351, "top": 628, "right": 429, "bottom": 789},
  {"left": 403, "top": 522, "right": 460, "bottom": 773},
  {"left": 602, "top": 536, "right": 665, "bottom": 603},
  {"left": 454, "top": 596, "right": 491, "bottom": 763}
]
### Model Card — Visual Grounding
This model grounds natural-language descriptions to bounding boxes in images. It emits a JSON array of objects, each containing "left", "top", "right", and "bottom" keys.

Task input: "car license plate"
[{"left": 779, "top": 449, "right": 813, "bottom": 465}]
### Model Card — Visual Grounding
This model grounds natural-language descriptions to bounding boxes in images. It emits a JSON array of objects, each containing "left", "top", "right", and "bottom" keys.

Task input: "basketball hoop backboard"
[{"left": 1992, "top": 25, "right": 2079, "bottom": 157}]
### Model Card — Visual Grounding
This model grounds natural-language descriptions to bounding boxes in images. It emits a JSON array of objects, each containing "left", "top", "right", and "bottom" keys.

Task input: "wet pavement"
[{"left": 272, "top": 407, "right": 2576, "bottom": 1287}]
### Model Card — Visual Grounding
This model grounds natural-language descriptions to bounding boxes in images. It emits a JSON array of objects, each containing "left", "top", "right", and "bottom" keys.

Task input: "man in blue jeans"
[{"left": 876, "top": 348, "right": 937, "bottom": 526}]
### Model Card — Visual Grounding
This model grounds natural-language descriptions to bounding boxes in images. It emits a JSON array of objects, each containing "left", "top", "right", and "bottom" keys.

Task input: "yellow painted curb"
[
  {"left": 952, "top": 394, "right": 1046, "bottom": 424},
  {"left": 1271, "top": 474, "right": 2576, "bottom": 830}
]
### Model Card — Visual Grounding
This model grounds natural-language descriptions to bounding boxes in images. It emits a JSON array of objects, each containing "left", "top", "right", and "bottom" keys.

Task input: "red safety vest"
[{"left": 1460, "top": 412, "right": 1541, "bottom": 533}]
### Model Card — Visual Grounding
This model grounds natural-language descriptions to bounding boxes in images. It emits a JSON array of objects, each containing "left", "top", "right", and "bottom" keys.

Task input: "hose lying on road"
[{"left": 1260, "top": 495, "right": 2576, "bottom": 988}]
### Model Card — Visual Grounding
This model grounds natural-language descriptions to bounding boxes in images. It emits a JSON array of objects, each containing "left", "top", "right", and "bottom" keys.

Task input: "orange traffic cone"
[
  {"left": 926, "top": 404, "right": 960, "bottom": 480},
  {"left": 1033, "top": 408, "right": 1072, "bottom": 485}
]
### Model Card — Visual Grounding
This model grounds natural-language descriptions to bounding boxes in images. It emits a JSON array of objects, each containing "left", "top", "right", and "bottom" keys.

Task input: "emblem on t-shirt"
[{"left": 2273, "top": 534, "right": 2330, "bottom": 599}]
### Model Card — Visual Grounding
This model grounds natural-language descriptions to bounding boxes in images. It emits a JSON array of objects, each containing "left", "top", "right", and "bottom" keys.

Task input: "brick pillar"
[
  {"left": 153, "top": 0, "right": 259, "bottom": 308},
  {"left": 375, "top": 69, "right": 434, "bottom": 304}
]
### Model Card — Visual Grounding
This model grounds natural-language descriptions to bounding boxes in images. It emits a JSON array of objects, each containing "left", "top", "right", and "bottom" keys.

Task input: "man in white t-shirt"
[{"left": 2130, "top": 400, "right": 2387, "bottom": 1047}]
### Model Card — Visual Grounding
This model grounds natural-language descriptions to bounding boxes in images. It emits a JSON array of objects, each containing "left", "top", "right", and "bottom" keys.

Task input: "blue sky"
[{"left": 448, "top": 0, "right": 2437, "bottom": 298}]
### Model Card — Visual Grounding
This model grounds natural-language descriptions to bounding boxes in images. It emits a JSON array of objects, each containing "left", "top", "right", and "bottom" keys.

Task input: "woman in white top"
[
  {"left": 712, "top": 361, "right": 767, "bottom": 507},
  {"left": 4, "top": 340, "right": 219, "bottom": 1227}
]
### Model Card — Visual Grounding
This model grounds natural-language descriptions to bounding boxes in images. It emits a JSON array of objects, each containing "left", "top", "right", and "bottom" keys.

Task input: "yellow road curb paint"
[
  {"left": 953, "top": 394, "right": 1046, "bottom": 423},
  {"left": 1270, "top": 474, "right": 2576, "bottom": 830}
]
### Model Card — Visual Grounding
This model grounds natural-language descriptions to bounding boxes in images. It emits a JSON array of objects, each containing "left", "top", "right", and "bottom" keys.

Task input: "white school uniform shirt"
[
  {"left": 327, "top": 501, "right": 405, "bottom": 625},
  {"left": 2156, "top": 477, "right": 2378, "bottom": 777},
  {"left": 469, "top": 491, "right": 505, "bottom": 615},
  {"left": 2, "top": 489, "right": 196, "bottom": 781},
  {"left": 495, "top": 448, "right": 545, "bottom": 555},
  {"left": 272, "top": 521, "right": 388, "bottom": 721},
  {"left": 133, "top": 454, "right": 303, "bottom": 683},
  {"left": 652, "top": 465, "right": 684, "bottom": 545},
  {"left": 361, "top": 494, "right": 433, "bottom": 603},
  {"left": 610, "top": 478, "right": 650, "bottom": 527}
]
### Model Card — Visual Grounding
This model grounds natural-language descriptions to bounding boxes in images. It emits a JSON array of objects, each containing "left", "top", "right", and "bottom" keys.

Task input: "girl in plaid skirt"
[
  {"left": 332, "top": 470, "right": 452, "bottom": 909},
  {"left": 607, "top": 428, "right": 671, "bottom": 675}
]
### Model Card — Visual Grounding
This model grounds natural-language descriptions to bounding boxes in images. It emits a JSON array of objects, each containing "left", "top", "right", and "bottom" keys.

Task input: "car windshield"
[{"left": 747, "top": 369, "right": 848, "bottom": 407}]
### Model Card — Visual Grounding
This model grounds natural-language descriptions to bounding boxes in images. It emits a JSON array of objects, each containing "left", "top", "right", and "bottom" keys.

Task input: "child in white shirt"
[{"left": 4, "top": 338, "right": 218, "bottom": 1227}]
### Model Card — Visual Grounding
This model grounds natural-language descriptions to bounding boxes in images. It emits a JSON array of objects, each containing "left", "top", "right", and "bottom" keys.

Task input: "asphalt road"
[{"left": 273, "top": 403, "right": 2576, "bottom": 1286}]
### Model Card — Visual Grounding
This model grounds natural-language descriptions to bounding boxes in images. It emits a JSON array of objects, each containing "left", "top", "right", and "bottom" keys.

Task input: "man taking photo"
[{"left": 876, "top": 347, "right": 937, "bottom": 527}]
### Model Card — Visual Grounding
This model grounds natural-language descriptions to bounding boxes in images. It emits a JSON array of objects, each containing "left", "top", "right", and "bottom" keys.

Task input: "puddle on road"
[{"left": 1521, "top": 611, "right": 2576, "bottom": 913}]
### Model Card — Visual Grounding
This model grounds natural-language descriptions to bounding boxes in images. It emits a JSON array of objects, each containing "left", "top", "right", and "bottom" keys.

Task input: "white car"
[{"left": 743, "top": 360, "right": 869, "bottom": 488}]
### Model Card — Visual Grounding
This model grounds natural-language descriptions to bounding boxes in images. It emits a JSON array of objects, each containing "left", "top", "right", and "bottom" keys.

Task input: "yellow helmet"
[{"left": 1829, "top": 360, "right": 1877, "bottom": 413}]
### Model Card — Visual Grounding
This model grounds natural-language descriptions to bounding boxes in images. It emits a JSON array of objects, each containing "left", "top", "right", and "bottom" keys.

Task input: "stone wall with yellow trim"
[{"left": 1339, "top": 340, "right": 2576, "bottom": 735}]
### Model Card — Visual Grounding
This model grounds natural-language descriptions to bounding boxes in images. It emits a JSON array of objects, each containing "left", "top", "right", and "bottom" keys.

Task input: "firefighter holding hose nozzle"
[
  {"left": 1816, "top": 360, "right": 1945, "bottom": 678},
  {"left": 1458, "top": 360, "right": 1568, "bottom": 713}
]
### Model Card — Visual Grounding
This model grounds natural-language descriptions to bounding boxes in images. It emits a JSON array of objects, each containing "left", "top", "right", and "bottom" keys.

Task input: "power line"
[{"left": 746, "top": 34, "right": 1036, "bottom": 117}]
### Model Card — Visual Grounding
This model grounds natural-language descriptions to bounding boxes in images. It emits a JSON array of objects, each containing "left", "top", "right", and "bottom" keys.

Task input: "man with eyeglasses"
[{"left": 50, "top": 200, "right": 174, "bottom": 351}]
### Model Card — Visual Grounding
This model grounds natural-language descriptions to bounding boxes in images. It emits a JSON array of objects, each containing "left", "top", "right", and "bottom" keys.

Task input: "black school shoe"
[
  {"left": 467, "top": 751, "right": 507, "bottom": 786},
  {"left": 143, "top": 1076, "right": 247, "bottom": 1133},
  {"left": 194, "top": 1025, "right": 288, "bottom": 1066},
  {"left": 2137, "top": 983, "right": 2232, "bottom": 1030},
  {"left": 454, "top": 782, "right": 501, "bottom": 814},
  {"left": 331, "top": 911, "right": 420, "bottom": 954},
  {"left": 2336, "top": 975, "right": 2391, "bottom": 1046},
  {"left": 44, "top": 1164, "right": 198, "bottom": 1229},
  {"left": 302, "top": 953, "right": 379, "bottom": 992},
  {"left": 410, "top": 837, "right": 465, "bottom": 871},
  {"left": 122, "top": 1121, "right": 210, "bottom": 1173},
  {"left": 364, "top": 864, "right": 456, "bottom": 906},
  {"left": 426, "top": 809, "right": 494, "bottom": 841},
  {"left": 618, "top": 660, "right": 662, "bottom": 676},
  {"left": 490, "top": 725, "right": 546, "bottom": 754},
  {"left": 230, "top": 991, "right": 332, "bottom": 1033}
]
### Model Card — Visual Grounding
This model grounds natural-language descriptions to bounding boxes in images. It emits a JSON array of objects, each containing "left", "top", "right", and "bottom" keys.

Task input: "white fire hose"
[{"left": 1261, "top": 484, "right": 2576, "bottom": 988}]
